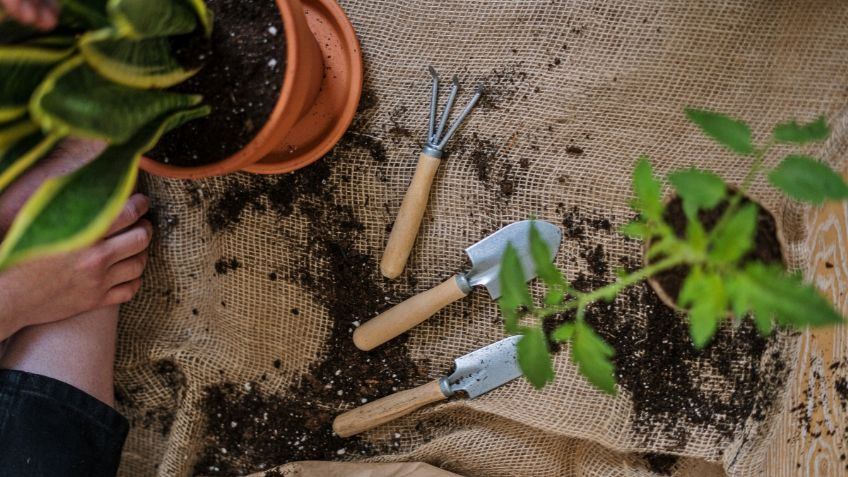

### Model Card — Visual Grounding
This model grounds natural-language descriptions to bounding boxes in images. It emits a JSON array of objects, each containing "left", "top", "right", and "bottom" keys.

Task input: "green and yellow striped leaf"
[
  {"left": 0, "top": 105, "right": 209, "bottom": 269},
  {"left": 30, "top": 56, "right": 203, "bottom": 143},
  {"left": 108, "top": 0, "right": 197, "bottom": 39},
  {"left": 80, "top": 29, "right": 199, "bottom": 89},
  {"left": 0, "top": 118, "right": 63, "bottom": 192},
  {"left": 0, "top": 45, "right": 74, "bottom": 122},
  {"left": 182, "top": 0, "right": 213, "bottom": 36},
  {"left": 59, "top": 0, "right": 109, "bottom": 29}
]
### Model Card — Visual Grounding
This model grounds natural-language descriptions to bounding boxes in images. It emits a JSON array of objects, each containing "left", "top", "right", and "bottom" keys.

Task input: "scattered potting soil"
[
  {"left": 148, "top": 0, "right": 286, "bottom": 167},
  {"left": 115, "top": 358, "right": 187, "bottom": 437},
  {"left": 640, "top": 452, "right": 678, "bottom": 475},
  {"left": 193, "top": 95, "right": 427, "bottom": 475},
  {"left": 653, "top": 196, "right": 784, "bottom": 300},
  {"left": 215, "top": 257, "right": 241, "bottom": 275},
  {"left": 477, "top": 62, "right": 528, "bottom": 110},
  {"left": 543, "top": 206, "right": 785, "bottom": 448}
]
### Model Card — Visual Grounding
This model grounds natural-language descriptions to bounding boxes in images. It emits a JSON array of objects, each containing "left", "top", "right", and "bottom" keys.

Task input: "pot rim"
[
  {"left": 139, "top": 0, "right": 305, "bottom": 179},
  {"left": 643, "top": 189, "right": 789, "bottom": 312}
]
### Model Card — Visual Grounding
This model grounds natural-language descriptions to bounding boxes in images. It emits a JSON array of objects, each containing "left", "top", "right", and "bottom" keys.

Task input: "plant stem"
[{"left": 534, "top": 255, "right": 686, "bottom": 320}]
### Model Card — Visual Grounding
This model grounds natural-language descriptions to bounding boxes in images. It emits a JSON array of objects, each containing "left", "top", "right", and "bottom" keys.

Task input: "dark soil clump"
[
  {"left": 654, "top": 196, "right": 784, "bottom": 300},
  {"left": 640, "top": 452, "right": 678, "bottom": 475},
  {"left": 543, "top": 207, "right": 786, "bottom": 448},
  {"left": 149, "top": 0, "right": 286, "bottom": 166},
  {"left": 214, "top": 257, "right": 241, "bottom": 275}
]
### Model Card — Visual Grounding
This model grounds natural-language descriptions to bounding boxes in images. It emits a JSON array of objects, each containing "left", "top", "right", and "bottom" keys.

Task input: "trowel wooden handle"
[
  {"left": 380, "top": 152, "right": 441, "bottom": 279},
  {"left": 353, "top": 275, "right": 469, "bottom": 351},
  {"left": 333, "top": 379, "right": 448, "bottom": 437}
]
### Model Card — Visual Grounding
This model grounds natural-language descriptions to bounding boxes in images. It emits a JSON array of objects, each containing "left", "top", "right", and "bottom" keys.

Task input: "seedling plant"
[{"left": 500, "top": 109, "right": 848, "bottom": 394}]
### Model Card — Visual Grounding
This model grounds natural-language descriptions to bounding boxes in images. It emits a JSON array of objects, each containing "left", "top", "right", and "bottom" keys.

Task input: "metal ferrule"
[
  {"left": 422, "top": 144, "right": 443, "bottom": 158},
  {"left": 454, "top": 273, "right": 472, "bottom": 295},
  {"left": 438, "top": 376, "right": 454, "bottom": 397}
]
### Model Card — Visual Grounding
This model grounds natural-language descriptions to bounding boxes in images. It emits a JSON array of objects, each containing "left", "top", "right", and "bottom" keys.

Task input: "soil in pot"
[
  {"left": 653, "top": 195, "right": 784, "bottom": 301},
  {"left": 147, "top": 0, "right": 286, "bottom": 167}
]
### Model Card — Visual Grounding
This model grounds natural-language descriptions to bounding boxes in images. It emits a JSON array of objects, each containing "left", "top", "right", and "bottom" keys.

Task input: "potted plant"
[
  {"left": 498, "top": 109, "right": 848, "bottom": 394},
  {"left": 0, "top": 0, "right": 362, "bottom": 269}
]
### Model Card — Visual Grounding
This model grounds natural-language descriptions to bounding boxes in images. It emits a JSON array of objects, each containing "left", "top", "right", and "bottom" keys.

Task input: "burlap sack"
[{"left": 115, "top": 1, "right": 848, "bottom": 476}]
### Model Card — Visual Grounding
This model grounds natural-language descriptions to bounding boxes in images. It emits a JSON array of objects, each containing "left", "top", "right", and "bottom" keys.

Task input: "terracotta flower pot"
[
  {"left": 644, "top": 192, "right": 788, "bottom": 312},
  {"left": 140, "top": 0, "right": 363, "bottom": 179}
]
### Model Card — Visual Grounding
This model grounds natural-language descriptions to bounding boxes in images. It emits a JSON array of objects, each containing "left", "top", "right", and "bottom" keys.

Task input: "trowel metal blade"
[
  {"left": 464, "top": 220, "right": 562, "bottom": 299},
  {"left": 445, "top": 335, "right": 523, "bottom": 399}
]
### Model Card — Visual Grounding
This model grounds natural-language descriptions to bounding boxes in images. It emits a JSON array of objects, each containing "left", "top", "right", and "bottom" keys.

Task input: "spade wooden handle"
[
  {"left": 353, "top": 275, "right": 470, "bottom": 351},
  {"left": 333, "top": 379, "right": 448, "bottom": 437},
  {"left": 380, "top": 152, "right": 441, "bottom": 279}
]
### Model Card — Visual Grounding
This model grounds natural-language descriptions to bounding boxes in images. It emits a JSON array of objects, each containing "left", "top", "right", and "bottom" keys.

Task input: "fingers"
[
  {"left": 102, "top": 278, "right": 142, "bottom": 306},
  {"left": 1, "top": 0, "right": 58, "bottom": 30},
  {"left": 32, "top": 0, "right": 57, "bottom": 30},
  {"left": 106, "top": 193, "right": 150, "bottom": 237},
  {"left": 105, "top": 250, "right": 147, "bottom": 287},
  {"left": 102, "top": 219, "right": 153, "bottom": 264}
]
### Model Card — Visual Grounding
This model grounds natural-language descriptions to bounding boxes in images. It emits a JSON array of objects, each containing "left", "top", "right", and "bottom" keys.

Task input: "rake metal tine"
[
  {"left": 427, "top": 66, "right": 439, "bottom": 144},
  {"left": 434, "top": 75, "right": 460, "bottom": 144},
  {"left": 437, "top": 83, "right": 484, "bottom": 149}
]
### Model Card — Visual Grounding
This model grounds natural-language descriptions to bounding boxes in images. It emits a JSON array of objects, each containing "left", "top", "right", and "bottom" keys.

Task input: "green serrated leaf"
[
  {"left": 108, "top": 0, "right": 198, "bottom": 38},
  {"left": 498, "top": 243, "right": 532, "bottom": 333},
  {"left": 773, "top": 116, "right": 830, "bottom": 145},
  {"left": 30, "top": 56, "right": 203, "bottom": 143},
  {"left": 679, "top": 268, "right": 726, "bottom": 348},
  {"left": 685, "top": 108, "right": 753, "bottom": 155},
  {"left": 80, "top": 29, "right": 200, "bottom": 89},
  {"left": 552, "top": 323, "right": 575, "bottom": 342},
  {"left": 544, "top": 289, "right": 564, "bottom": 306},
  {"left": 668, "top": 168, "right": 726, "bottom": 219},
  {"left": 768, "top": 155, "right": 848, "bottom": 204},
  {"left": 0, "top": 106, "right": 208, "bottom": 269},
  {"left": 529, "top": 221, "right": 567, "bottom": 290},
  {"left": 708, "top": 202, "right": 758, "bottom": 264},
  {"left": 730, "top": 263, "right": 844, "bottom": 334},
  {"left": 518, "top": 328, "right": 555, "bottom": 389},
  {"left": 632, "top": 156, "right": 663, "bottom": 221},
  {"left": 571, "top": 321, "right": 616, "bottom": 395},
  {"left": 621, "top": 220, "right": 650, "bottom": 239}
]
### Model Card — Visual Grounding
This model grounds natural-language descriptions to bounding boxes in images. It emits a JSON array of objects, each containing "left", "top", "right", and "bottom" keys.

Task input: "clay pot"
[
  {"left": 140, "top": 0, "right": 363, "bottom": 179},
  {"left": 644, "top": 192, "right": 788, "bottom": 312}
]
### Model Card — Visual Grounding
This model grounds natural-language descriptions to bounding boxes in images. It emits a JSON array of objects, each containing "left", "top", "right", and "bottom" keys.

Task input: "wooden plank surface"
[{"left": 764, "top": 166, "right": 848, "bottom": 477}]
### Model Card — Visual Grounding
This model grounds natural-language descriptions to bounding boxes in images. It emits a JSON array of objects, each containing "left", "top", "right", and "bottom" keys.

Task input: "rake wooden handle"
[
  {"left": 380, "top": 152, "right": 441, "bottom": 279},
  {"left": 333, "top": 379, "right": 448, "bottom": 437},
  {"left": 353, "top": 275, "right": 469, "bottom": 351}
]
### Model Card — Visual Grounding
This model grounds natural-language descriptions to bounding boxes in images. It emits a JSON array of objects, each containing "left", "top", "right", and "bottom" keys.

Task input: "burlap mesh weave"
[{"left": 116, "top": 1, "right": 848, "bottom": 476}]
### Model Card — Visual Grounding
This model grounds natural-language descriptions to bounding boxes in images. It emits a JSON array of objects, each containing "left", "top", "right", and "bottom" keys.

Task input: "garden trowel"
[
  {"left": 334, "top": 335, "right": 523, "bottom": 437},
  {"left": 354, "top": 220, "right": 562, "bottom": 351}
]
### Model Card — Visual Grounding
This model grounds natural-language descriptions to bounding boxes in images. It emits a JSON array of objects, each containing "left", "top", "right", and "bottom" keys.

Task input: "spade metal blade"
[
  {"left": 464, "top": 220, "right": 562, "bottom": 300},
  {"left": 445, "top": 335, "right": 523, "bottom": 399}
]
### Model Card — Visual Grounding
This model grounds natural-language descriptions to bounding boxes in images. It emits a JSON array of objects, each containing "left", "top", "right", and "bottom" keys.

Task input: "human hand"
[
  {"left": 0, "top": 193, "right": 153, "bottom": 340},
  {"left": 0, "top": 0, "right": 58, "bottom": 30}
]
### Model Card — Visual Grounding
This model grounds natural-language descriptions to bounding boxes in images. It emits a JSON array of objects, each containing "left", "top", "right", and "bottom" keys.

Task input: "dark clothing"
[{"left": 0, "top": 369, "right": 128, "bottom": 476}]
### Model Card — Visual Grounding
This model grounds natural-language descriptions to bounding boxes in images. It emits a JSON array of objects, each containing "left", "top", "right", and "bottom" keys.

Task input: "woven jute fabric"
[{"left": 116, "top": 1, "right": 848, "bottom": 476}]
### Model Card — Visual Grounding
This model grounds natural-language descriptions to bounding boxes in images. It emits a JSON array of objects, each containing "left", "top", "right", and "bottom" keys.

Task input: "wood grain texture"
[
  {"left": 353, "top": 275, "right": 468, "bottom": 351},
  {"left": 764, "top": 167, "right": 848, "bottom": 477},
  {"left": 380, "top": 152, "right": 441, "bottom": 279},
  {"left": 333, "top": 379, "right": 447, "bottom": 437}
]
